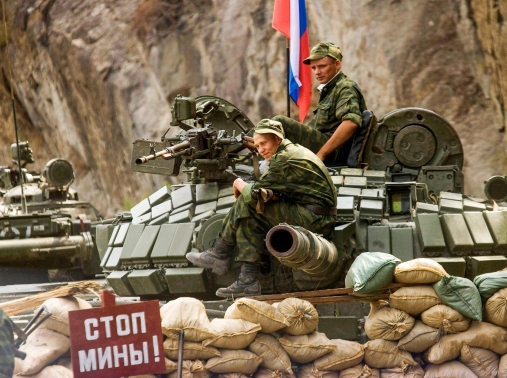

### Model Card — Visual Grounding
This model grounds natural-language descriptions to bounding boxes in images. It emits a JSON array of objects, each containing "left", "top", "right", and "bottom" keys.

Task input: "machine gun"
[{"left": 132, "top": 95, "right": 257, "bottom": 184}]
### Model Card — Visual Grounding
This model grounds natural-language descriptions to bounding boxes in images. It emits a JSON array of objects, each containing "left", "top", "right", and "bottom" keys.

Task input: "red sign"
[{"left": 69, "top": 299, "right": 165, "bottom": 378}]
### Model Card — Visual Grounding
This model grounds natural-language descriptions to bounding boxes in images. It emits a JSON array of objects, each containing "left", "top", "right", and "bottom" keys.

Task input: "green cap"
[
  {"left": 254, "top": 119, "right": 284, "bottom": 139},
  {"left": 303, "top": 42, "right": 343, "bottom": 65}
]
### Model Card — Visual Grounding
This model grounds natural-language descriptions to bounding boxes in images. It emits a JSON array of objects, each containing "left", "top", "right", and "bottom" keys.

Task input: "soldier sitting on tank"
[
  {"left": 273, "top": 42, "right": 367, "bottom": 166},
  {"left": 186, "top": 119, "right": 337, "bottom": 298}
]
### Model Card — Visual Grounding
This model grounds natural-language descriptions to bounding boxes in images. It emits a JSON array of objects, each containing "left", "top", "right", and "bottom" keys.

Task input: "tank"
[
  {"left": 0, "top": 142, "right": 103, "bottom": 285},
  {"left": 97, "top": 95, "right": 507, "bottom": 301}
]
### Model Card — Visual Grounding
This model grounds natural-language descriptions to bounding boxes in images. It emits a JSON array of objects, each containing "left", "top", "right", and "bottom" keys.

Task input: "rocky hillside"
[{"left": 0, "top": 0, "right": 505, "bottom": 216}]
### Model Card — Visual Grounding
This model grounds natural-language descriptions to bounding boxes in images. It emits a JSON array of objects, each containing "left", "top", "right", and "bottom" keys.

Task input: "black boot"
[
  {"left": 215, "top": 262, "right": 261, "bottom": 298},
  {"left": 186, "top": 237, "right": 234, "bottom": 275}
]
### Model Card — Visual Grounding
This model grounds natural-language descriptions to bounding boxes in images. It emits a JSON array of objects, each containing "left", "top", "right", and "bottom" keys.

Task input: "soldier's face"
[
  {"left": 310, "top": 57, "right": 341, "bottom": 84},
  {"left": 253, "top": 133, "right": 282, "bottom": 162}
]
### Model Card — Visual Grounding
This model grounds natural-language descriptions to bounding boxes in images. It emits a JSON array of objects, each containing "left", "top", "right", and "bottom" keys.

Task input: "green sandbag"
[
  {"left": 433, "top": 276, "right": 482, "bottom": 321},
  {"left": 345, "top": 252, "right": 400, "bottom": 296},
  {"left": 473, "top": 270, "right": 507, "bottom": 301}
]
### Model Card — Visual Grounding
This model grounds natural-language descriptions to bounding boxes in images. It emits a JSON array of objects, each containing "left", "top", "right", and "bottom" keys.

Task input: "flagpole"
[{"left": 285, "top": 38, "right": 290, "bottom": 118}]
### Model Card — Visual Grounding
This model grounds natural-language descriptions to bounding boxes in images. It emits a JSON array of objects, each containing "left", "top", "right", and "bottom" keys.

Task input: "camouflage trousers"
[
  {"left": 0, "top": 310, "right": 14, "bottom": 378},
  {"left": 272, "top": 115, "right": 348, "bottom": 165},
  {"left": 220, "top": 195, "right": 335, "bottom": 263}
]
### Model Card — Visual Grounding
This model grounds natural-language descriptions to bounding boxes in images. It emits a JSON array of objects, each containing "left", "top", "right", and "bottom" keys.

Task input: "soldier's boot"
[
  {"left": 215, "top": 262, "right": 261, "bottom": 298},
  {"left": 186, "top": 237, "right": 234, "bottom": 275}
]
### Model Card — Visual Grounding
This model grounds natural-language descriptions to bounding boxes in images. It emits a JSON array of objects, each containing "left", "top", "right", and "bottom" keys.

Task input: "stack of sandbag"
[{"left": 13, "top": 296, "right": 91, "bottom": 377}]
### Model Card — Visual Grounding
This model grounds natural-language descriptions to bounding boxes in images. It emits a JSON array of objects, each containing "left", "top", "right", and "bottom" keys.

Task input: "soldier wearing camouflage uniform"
[
  {"left": 0, "top": 309, "right": 14, "bottom": 378},
  {"left": 273, "top": 42, "right": 367, "bottom": 165},
  {"left": 187, "top": 119, "right": 337, "bottom": 298}
]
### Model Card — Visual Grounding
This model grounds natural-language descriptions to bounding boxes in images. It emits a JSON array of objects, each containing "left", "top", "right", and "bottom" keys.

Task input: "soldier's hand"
[
  {"left": 233, "top": 178, "right": 247, "bottom": 198},
  {"left": 316, "top": 151, "right": 326, "bottom": 162}
]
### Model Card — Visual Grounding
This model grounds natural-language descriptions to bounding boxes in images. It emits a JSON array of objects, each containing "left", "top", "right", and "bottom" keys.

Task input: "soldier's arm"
[{"left": 316, "top": 120, "right": 357, "bottom": 161}]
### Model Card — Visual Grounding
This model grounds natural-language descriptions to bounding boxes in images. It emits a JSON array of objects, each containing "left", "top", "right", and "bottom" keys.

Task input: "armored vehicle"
[
  {"left": 0, "top": 142, "right": 102, "bottom": 284},
  {"left": 98, "top": 95, "right": 507, "bottom": 305}
]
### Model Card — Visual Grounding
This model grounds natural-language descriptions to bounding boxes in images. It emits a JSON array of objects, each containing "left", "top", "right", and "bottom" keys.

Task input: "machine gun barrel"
[
  {"left": 266, "top": 224, "right": 338, "bottom": 276},
  {"left": 135, "top": 140, "right": 191, "bottom": 165}
]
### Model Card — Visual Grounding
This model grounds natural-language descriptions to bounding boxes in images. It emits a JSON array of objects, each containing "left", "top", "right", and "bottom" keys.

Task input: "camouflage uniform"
[
  {"left": 220, "top": 139, "right": 337, "bottom": 263},
  {"left": 0, "top": 309, "right": 14, "bottom": 378},
  {"left": 273, "top": 71, "right": 367, "bottom": 165}
]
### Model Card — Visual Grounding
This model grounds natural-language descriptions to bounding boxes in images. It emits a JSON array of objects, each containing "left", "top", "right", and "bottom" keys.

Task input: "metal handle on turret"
[{"left": 135, "top": 140, "right": 191, "bottom": 165}]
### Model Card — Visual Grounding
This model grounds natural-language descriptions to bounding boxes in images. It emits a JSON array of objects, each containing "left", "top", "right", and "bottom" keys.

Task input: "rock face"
[{"left": 0, "top": 0, "right": 505, "bottom": 216}]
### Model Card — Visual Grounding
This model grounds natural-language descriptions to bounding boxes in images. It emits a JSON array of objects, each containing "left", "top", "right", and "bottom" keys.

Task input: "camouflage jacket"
[
  {"left": 243, "top": 139, "right": 337, "bottom": 208},
  {"left": 308, "top": 71, "right": 367, "bottom": 136}
]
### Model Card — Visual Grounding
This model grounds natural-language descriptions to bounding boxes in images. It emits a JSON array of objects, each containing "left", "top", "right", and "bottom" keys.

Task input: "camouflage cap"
[
  {"left": 254, "top": 119, "right": 284, "bottom": 139},
  {"left": 303, "top": 42, "right": 343, "bottom": 65}
]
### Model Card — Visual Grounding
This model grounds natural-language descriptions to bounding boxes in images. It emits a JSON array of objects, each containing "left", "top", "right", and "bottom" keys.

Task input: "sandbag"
[
  {"left": 345, "top": 252, "right": 401, "bottom": 296},
  {"left": 459, "top": 344, "right": 498, "bottom": 378},
  {"left": 314, "top": 339, "right": 364, "bottom": 371},
  {"left": 13, "top": 328, "right": 70, "bottom": 376},
  {"left": 204, "top": 318, "right": 261, "bottom": 349},
  {"left": 424, "top": 361, "right": 478, "bottom": 378},
  {"left": 388, "top": 285, "right": 442, "bottom": 316},
  {"left": 396, "top": 321, "right": 439, "bottom": 353},
  {"left": 433, "top": 275, "right": 482, "bottom": 321},
  {"left": 338, "top": 363, "right": 380, "bottom": 378},
  {"left": 279, "top": 332, "right": 336, "bottom": 364},
  {"left": 484, "top": 287, "right": 507, "bottom": 327},
  {"left": 379, "top": 364, "right": 424, "bottom": 378},
  {"left": 225, "top": 298, "right": 290, "bottom": 334},
  {"left": 277, "top": 298, "right": 319, "bottom": 336},
  {"left": 220, "top": 374, "right": 250, "bottom": 378},
  {"left": 423, "top": 320, "right": 507, "bottom": 364},
  {"left": 206, "top": 349, "right": 262, "bottom": 374},
  {"left": 168, "top": 360, "right": 209, "bottom": 378},
  {"left": 393, "top": 258, "right": 447, "bottom": 284},
  {"left": 14, "top": 365, "right": 73, "bottom": 378},
  {"left": 296, "top": 364, "right": 339, "bottom": 378},
  {"left": 473, "top": 269, "right": 507, "bottom": 300},
  {"left": 363, "top": 339, "right": 416, "bottom": 369},
  {"left": 163, "top": 337, "right": 220, "bottom": 360},
  {"left": 165, "top": 358, "right": 178, "bottom": 374},
  {"left": 160, "top": 297, "right": 216, "bottom": 342},
  {"left": 365, "top": 306, "right": 414, "bottom": 341},
  {"left": 38, "top": 296, "right": 91, "bottom": 336},
  {"left": 249, "top": 334, "right": 293, "bottom": 374},
  {"left": 420, "top": 304, "right": 471, "bottom": 334},
  {"left": 499, "top": 354, "right": 507, "bottom": 378},
  {"left": 255, "top": 368, "right": 296, "bottom": 378}
]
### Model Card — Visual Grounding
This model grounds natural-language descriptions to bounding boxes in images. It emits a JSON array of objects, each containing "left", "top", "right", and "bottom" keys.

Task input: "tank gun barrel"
[
  {"left": 266, "top": 224, "right": 339, "bottom": 277},
  {"left": 135, "top": 140, "right": 191, "bottom": 165}
]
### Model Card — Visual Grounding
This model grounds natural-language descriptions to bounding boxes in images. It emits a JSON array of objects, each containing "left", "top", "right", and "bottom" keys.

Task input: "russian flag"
[{"left": 272, "top": 0, "right": 312, "bottom": 123}]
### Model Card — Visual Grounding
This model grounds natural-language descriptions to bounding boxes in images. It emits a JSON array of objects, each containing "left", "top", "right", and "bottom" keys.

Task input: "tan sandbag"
[
  {"left": 277, "top": 298, "right": 319, "bottom": 335},
  {"left": 220, "top": 374, "right": 250, "bottom": 378},
  {"left": 165, "top": 357, "right": 178, "bottom": 374},
  {"left": 160, "top": 297, "right": 216, "bottom": 342},
  {"left": 203, "top": 318, "right": 261, "bottom": 349},
  {"left": 38, "top": 296, "right": 91, "bottom": 336},
  {"left": 126, "top": 375, "right": 158, "bottom": 378},
  {"left": 499, "top": 354, "right": 507, "bottom": 378},
  {"left": 14, "top": 365, "right": 73, "bottom": 378},
  {"left": 13, "top": 328, "right": 70, "bottom": 376},
  {"left": 420, "top": 304, "right": 471, "bottom": 334},
  {"left": 393, "top": 258, "right": 447, "bottom": 284},
  {"left": 424, "top": 360, "right": 477, "bottom": 378},
  {"left": 379, "top": 364, "right": 424, "bottom": 378},
  {"left": 397, "top": 321, "right": 439, "bottom": 353},
  {"left": 484, "top": 287, "right": 507, "bottom": 327},
  {"left": 365, "top": 306, "right": 414, "bottom": 341},
  {"left": 168, "top": 360, "right": 209, "bottom": 378},
  {"left": 55, "top": 356, "right": 72, "bottom": 370},
  {"left": 205, "top": 349, "right": 262, "bottom": 374},
  {"left": 279, "top": 332, "right": 336, "bottom": 364},
  {"left": 459, "top": 344, "right": 498, "bottom": 378},
  {"left": 255, "top": 368, "right": 296, "bottom": 378},
  {"left": 296, "top": 363, "right": 339, "bottom": 378},
  {"left": 388, "top": 286, "right": 442, "bottom": 316},
  {"left": 338, "top": 363, "right": 380, "bottom": 378},
  {"left": 225, "top": 298, "right": 290, "bottom": 334},
  {"left": 249, "top": 334, "right": 293, "bottom": 374},
  {"left": 423, "top": 320, "right": 507, "bottom": 364},
  {"left": 314, "top": 339, "right": 364, "bottom": 371},
  {"left": 364, "top": 339, "right": 416, "bottom": 369},
  {"left": 163, "top": 337, "right": 220, "bottom": 360}
]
